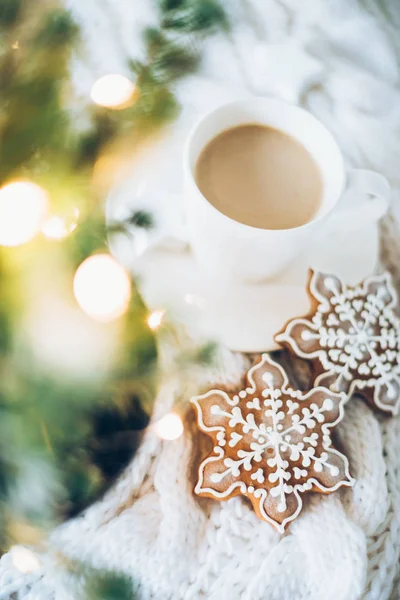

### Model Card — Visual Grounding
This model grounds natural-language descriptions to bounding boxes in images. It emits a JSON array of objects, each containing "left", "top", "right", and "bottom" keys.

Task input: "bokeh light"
[
  {"left": 147, "top": 309, "right": 165, "bottom": 330},
  {"left": 42, "top": 207, "right": 79, "bottom": 240},
  {"left": 73, "top": 254, "right": 132, "bottom": 322},
  {"left": 11, "top": 546, "right": 41, "bottom": 574},
  {"left": 90, "top": 74, "right": 136, "bottom": 109},
  {"left": 154, "top": 413, "right": 184, "bottom": 441},
  {"left": 0, "top": 182, "right": 48, "bottom": 247}
]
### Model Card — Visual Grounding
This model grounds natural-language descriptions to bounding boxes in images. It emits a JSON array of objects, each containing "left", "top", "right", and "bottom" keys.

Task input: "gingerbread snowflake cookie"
[
  {"left": 275, "top": 270, "right": 400, "bottom": 415},
  {"left": 192, "top": 354, "right": 353, "bottom": 533}
]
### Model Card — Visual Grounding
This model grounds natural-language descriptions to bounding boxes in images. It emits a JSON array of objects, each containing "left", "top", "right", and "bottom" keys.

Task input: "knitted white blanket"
[{"left": 1, "top": 1, "right": 400, "bottom": 598}]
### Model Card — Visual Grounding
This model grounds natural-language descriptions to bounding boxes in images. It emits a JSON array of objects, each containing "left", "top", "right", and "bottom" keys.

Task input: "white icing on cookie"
[
  {"left": 191, "top": 354, "right": 354, "bottom": 533},
  {"left": 276, "top": 270, "right": 400, "bottom": 415}
]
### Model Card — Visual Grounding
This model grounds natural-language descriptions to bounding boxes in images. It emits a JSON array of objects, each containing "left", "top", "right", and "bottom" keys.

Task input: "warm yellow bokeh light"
[
  {"left": 154, "top": 413, "right": 184, "bottom": 441},
  {"left": 42, "top": 208, "right": 79, "bottom": 240},
  {"left": 11, "top": 546, "right": 41, "bottom": 574},
  {"left": 147, "top": 309, "right": 165, "bottom": 330},
  {"left": 73, "top": 254, "right": 132, "bottom": 322},
  {"left": 0, "top": 182, "right": 48, "bottom": 247},
  {"left": 90, "top": 74, "right": 135, "bottom": 109}
]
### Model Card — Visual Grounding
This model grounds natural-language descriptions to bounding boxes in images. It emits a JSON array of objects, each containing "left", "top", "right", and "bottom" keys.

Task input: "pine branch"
[
  {"left": 0, "top": 0, "right": 22, "bottom": 27},
  {"left": 161, "top": 0, "right": 228, "bottom": 33},
  {"left": 0, "top": 0, "right": 226, "bottom": 594},
  {"left": 84, "top": 570, "right": 137, "bottom": 600}
]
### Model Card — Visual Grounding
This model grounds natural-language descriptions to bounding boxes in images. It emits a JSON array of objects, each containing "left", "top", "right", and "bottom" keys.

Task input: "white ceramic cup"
[{"left": 183, "top": 98, "right": 390, "bottom": 282}]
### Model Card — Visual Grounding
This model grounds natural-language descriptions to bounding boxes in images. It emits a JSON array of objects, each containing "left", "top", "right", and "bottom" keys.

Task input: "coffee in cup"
[{"left": 195, "top": 124, "right": 323, "bottom": 230}]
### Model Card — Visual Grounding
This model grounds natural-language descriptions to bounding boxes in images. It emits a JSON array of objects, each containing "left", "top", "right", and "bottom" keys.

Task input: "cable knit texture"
[{"left": 1, "top": 0, "right": 400, "bottom": 598}]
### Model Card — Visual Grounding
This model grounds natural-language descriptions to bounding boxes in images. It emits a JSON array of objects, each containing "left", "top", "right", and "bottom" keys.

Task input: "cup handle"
[{"left": 329, "top": 169, "right": 391, "bottom": 232}]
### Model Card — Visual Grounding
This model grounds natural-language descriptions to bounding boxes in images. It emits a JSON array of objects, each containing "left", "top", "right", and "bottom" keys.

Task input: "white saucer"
[{"left": 107, "top": 113, "right": 380, "bottom": 352}]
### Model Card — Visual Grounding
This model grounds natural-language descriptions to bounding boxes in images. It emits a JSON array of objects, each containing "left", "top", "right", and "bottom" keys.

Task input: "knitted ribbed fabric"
[{"left": 1, "top": 1, "right": 400, "bottom": 598}]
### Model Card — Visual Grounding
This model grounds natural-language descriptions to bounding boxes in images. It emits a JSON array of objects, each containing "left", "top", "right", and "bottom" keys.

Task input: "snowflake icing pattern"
[
  {"left": 276, "top": 270, "right": 400, "bottom": 415},
  {"left": 192, "top": 354, "right": 353, "bottom": 532}
]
